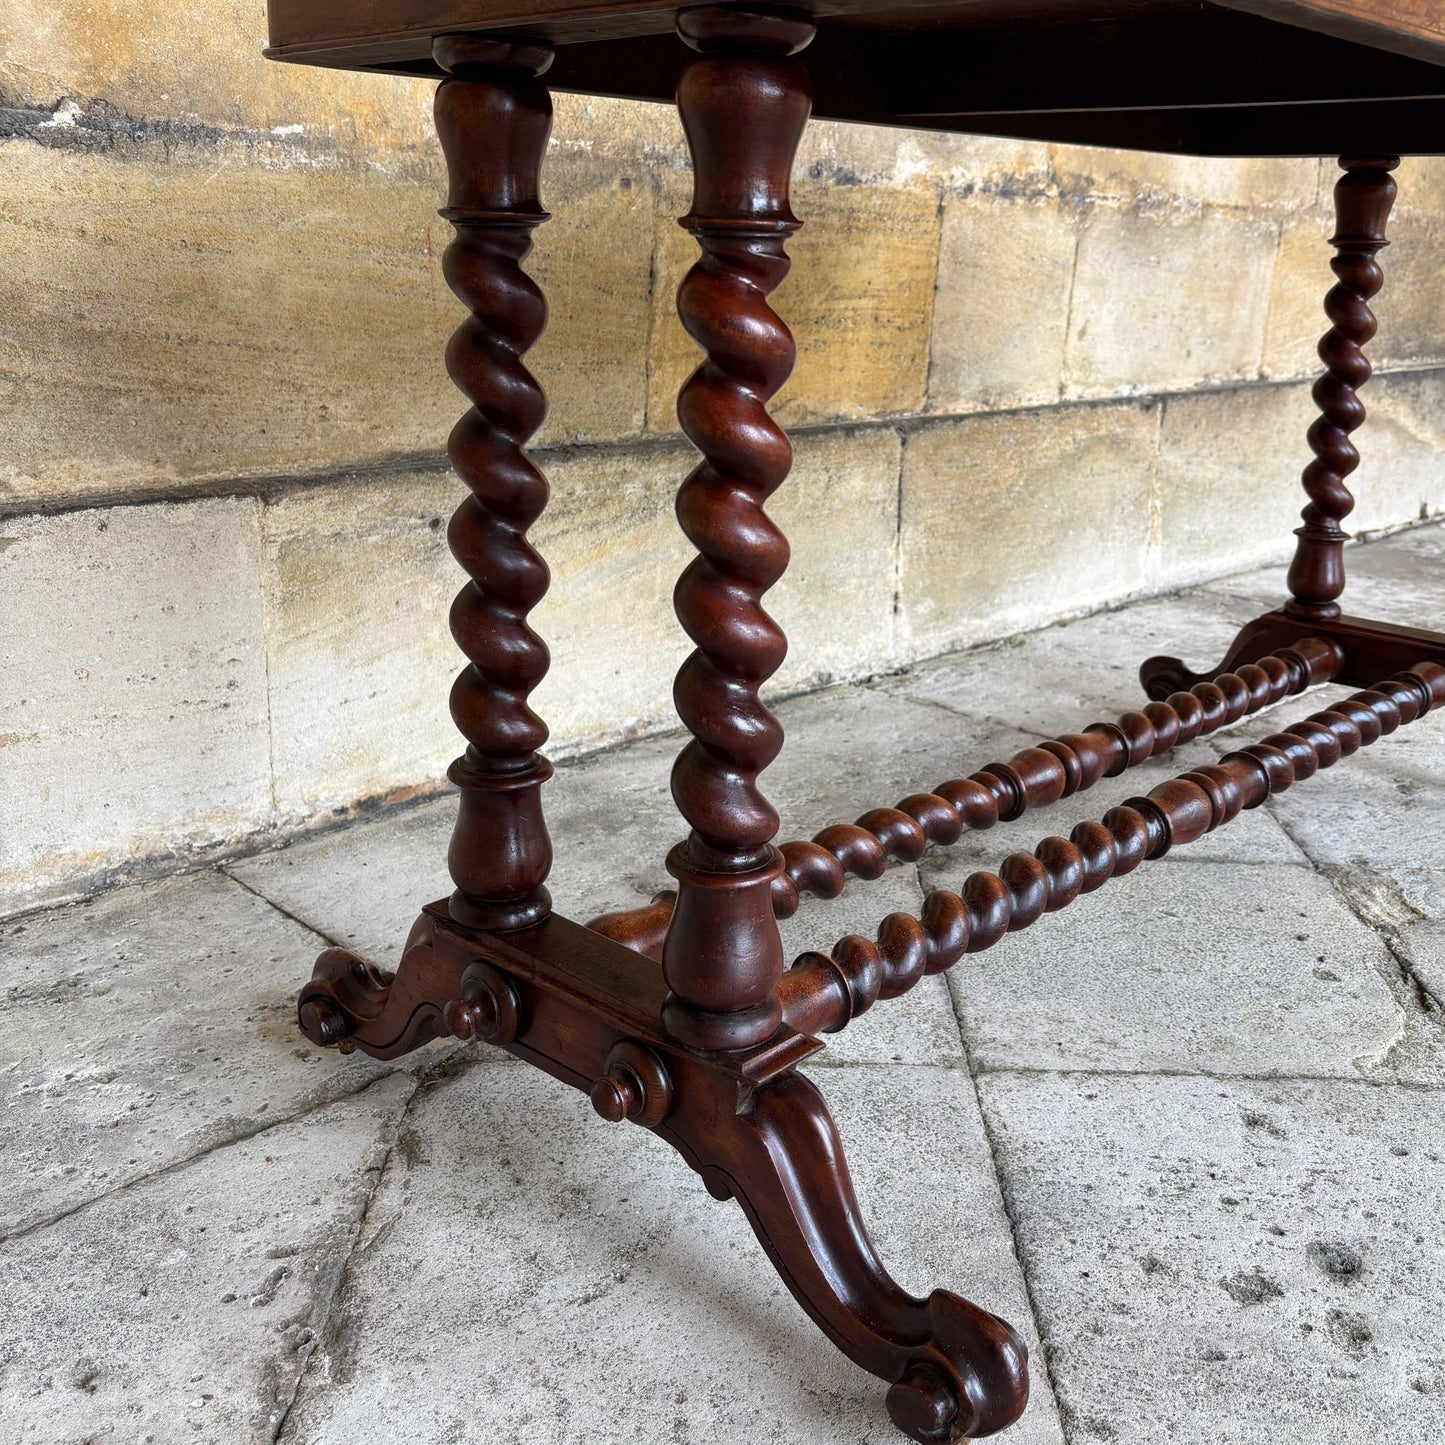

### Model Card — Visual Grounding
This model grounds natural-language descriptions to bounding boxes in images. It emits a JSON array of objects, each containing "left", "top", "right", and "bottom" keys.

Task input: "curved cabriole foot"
[
  {"left": 296, "top": 917, "right": 521, "bottom": 1061},
  {"left": 668, "top": 1070, "right": 1028, "bottom": 1441}
]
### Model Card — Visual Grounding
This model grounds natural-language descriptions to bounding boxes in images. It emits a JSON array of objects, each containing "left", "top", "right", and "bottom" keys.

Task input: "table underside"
[{"left": 265, "top": 0, "right": 1445, "bottom": 154}]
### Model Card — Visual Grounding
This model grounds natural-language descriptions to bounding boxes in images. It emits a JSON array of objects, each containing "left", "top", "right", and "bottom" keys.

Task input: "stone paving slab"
[
  {"left": 1397, "top": 922, "right": 1445, "bottom": 1006},
  {"left": 1216, "top": 682, "right": 1445, "bottom": 880},
  {"left": 226, "top": 799, "right": 456, "bottom": 970},
  {"left": 878, "top": 589, "right": 1265, "bottom": 737},
  {"left": 0, "top": 871, "right": 422, "bottom": 1238},
  {"left": 276, "top": 1058, "right": 1065, "bottom": 1445},
  {"left": 933, "top": 860, "right": 1406, "bottom": 1078},
  {"left": 0, "top": 1073, "right": 414, "bottom": 1444},
  {"left": 977, "top": 1071, "right": 1445, "bottom": 1445}
]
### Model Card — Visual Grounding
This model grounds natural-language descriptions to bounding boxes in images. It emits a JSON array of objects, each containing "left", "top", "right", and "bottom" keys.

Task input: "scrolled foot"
[
  {"left": 886, "top": 1292, "right": 1030, "bottom": 1441},
  {"left": 1137, "top": 615, "right": 1337, "bottom": 701},
  {"left": 1138, "top": 652, "right": 1201, "bottom": 701},
  {"left": 665, "top": 1068, "right": 1028, "bottom": 1440},
  {"left": 295, "top": 918, "right": 469, "bottom": 1060}
]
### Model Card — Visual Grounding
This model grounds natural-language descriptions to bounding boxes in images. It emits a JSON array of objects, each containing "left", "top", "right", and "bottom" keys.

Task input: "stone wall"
[{"left": 4, "top": 3, "right": 1445, "bottom": 916}]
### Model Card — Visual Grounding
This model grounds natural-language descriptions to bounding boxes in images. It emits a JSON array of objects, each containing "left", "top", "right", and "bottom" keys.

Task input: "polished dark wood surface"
[
  {"left": 265, "top": 0, "right": 1445, "bottom": 155},
  {"left": 272, "top": 2, "right": 1445, "bottom": 1438},
  {"left": 433, "top": 36, "right": 557, "bottom": 933},
  {"left": 659, "top": 7, "right": 813, "bottom": 1052},
  {"left": 1286, "top": 157, "right": 1398, "bottom": 620}
]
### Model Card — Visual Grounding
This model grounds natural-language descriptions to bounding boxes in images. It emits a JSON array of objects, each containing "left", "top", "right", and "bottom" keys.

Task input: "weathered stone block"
[
  {"left": 1154, "top": 383, "right": 1311, "bottom": 586},
  {"left": 1052, "top": 144, "right": 1322, "bottom": 214},
  {"left": 980, "top": 1073, "right": 1445, "bottom": 1443},
  {"left": 646, "top": 176, "right": 941, "bottom": 431},
  {"left": 1351, "top": 370, "right": 1445, "bottom": 533},
  {"left": 0, "top": 0, "right": 436, "bottom": 159},
  {"left": 1159, "top": 374, "right": 1444, "bottom": 574},
  {"left": 0, "top": 3, "right": 682, "bottom": 169},
  {"left": 928, "top": 192, "right": 1076, "bottom": 414},
  {"left": 259, "top": 426, "right": 900, "bottom": 819},
  {"left": 0, "top": 499, "right": 270, "bottom": 914},
  {"left": 1261, "top": 203, "right": 1335, "bottom": 382},
  {"left": 1065, "top": 202, "right": 1277, "bottom": 397},
  {"left": 898, "top": 401, "right": 1157, "bottom": 657},
  {"left": 0, "top": 139, "right": 650, "bottom": 510},
  {"left": 261, "top": 469, "right": 458, "bottom": 821}
]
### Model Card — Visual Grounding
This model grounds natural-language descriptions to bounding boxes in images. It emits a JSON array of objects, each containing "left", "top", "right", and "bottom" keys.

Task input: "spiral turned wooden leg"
[
  {"left": 298, "top": 37, "right": 558, "bottom": 1049},
  {"left": 1287, "top": 154, "right": 1398, "bottom": 620},
  {"left": 659, "top": 6, "right": 816, "bottom": 1052},
  {"left": 435, "top": 34, "right": 557, "bottom": 934},
  {"left": 1139, "top": 154, "right": 1415, "bottom": 702}
]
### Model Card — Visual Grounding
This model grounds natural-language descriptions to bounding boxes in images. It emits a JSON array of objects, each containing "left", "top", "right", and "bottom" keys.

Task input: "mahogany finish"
[
  {"left": 433, "top": 36, "right": 557, "bottom": 933},
  {"left": 659, "top": 7, "right": 815, "bottom": 1052},
  {"left": 592, "top": 638, "right": 1346, "bottom": 960},
  {"left": 263, "top": 0, "right": 1445, "bottom": 157},
  {"left": 1286, "top": 156, "right": 1399, "bottom": 620},
  {"left": 270, "top": 0, "right": 1445, "bottom": 1438}
]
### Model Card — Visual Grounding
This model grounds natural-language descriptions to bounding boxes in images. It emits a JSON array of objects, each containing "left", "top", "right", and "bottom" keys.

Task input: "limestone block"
[
  {"left": 0, "top": 2, "right": 681, "bottom": 168},
  {"left": 646, "top": 175, "right": 941, "bottom": 431},
  {"left": 0, "top": 0, "right": 436, "bottom": 158},
  {"left": 0, "top": 139, "right": 650, "bottom": 510},
  {"left": 907, "top": 132, "right": 1055, "bottom": 197},
  {"left": 1351, "top": 370, "right": 1445, "bottom": 533},
  {"left": 1064, "top": 202, "right": 1277, "bottom": 397},
  {"left": 0, "top": 499, "right": 270, "bottom": 915},
  {"left": 1153, "top": 383, "right": 1312, "bottom": 586},
  {"left": 1262, "top": 202, "right": 1336, "bottom": 382},
  {"left": 928, "top": 192, "right": 1077, "bottom": 414},
  {"left": 259, "top": 426, "right": 900, "bottom": 819},
  {"left": 260, "top": 469, "right": 458, "bottom": 821},
  {"left": 1052, "top": 145, "right": 1322, "bottom": 214},
  {"left": 1363, "top": 158, "right": 1445, "bottom": 374},
  {"left": 898, "top": 401, "right": 1157, "bottom": 657}
]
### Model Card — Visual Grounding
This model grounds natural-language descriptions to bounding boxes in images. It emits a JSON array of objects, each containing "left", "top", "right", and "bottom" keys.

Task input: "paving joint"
[
  {"left": 273, "top": 1050, "right": 486, "bottom": 1442},
  {"left": 0, "top": 1065, "right": 416, "bottom": 1249}
]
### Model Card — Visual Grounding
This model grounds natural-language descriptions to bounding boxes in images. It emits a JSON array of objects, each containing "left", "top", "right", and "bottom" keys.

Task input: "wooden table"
[{"left": 268, "top": 2, "right": 1445, "bottom": 1438}]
